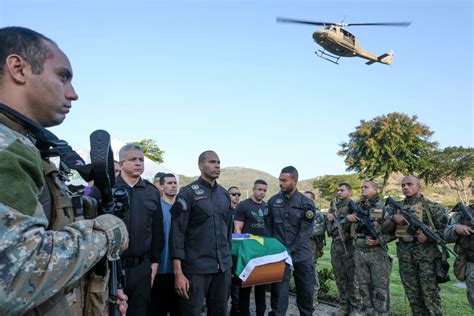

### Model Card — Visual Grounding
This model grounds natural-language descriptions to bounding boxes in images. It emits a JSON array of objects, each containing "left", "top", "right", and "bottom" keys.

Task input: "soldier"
[
  {"left": 265, "top": 166, "right": 317, "bottom": 316},
  {"left": 444, "top": 180, "right": 474, "bottom": 310},
  {"left": 326, "top": 183, "right": 359, "bottom": 315},
  {"left": 0, "top": 27, "right": 128, "bottom": 314},
  {"left": 384, "top": 176, "right": 448, "bottom": 315},
  {"left": 346, "top": 180, "right": 392, "bottom": 315},
  {"left": 170, "top": 150, "right": 233, "bottom": 316},
  {"left": 303, "top": 190, "right": 326, "bottom": 305}
]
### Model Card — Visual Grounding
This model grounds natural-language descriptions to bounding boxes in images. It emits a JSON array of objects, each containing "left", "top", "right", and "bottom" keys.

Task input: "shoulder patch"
[
  {"left": 0, "top": 139, "right": 44, "bottom": 216},
  {"left": 177, "top": 197, "right": 188, "bottom": 211}
]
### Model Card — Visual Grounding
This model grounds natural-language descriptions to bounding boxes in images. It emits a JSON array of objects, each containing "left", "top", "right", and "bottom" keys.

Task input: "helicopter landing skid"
[{"left": 315, "top": 50, "right": 340, "bottom": 64}]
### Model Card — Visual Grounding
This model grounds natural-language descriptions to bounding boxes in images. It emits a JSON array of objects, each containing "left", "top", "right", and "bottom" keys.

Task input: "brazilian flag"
[{"left": 231, "top": 234, "right": 293, "bottom": 282}]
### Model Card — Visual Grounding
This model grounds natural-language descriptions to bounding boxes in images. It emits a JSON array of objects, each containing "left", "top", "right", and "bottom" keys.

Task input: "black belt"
[{"left": 122, "top": 254, "right": 148, "bottom": 268}]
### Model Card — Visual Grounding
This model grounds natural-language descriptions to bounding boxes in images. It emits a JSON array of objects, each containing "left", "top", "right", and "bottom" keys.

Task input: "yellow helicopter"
[{"left": 277, "top": 17, "right": 411, "bottom": 65}]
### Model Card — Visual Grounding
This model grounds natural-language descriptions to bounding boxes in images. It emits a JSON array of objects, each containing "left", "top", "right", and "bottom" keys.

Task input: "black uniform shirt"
[
  {"left": 114, "top": 176, "right": 164, "bottom": 263},
  {"left": 265, "top": 190, "right": 315, "bottom": 263},
  {"left": 170, "top": 177, "right": 233, "bottom": 274}
]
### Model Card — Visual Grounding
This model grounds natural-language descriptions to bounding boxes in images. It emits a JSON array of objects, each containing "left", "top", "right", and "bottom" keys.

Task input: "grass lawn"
[{"left": 316, "top": 239, "right": 472, "bottom": 315}]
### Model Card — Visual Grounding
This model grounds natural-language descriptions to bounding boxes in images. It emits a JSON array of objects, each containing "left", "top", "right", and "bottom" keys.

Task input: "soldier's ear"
[{"left": 4, "top": 54, "right": 30, "bottom": 84}]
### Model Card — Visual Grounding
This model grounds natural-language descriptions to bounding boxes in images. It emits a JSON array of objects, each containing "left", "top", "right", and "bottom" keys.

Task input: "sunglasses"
[{"left": 230, "top": 193, "right": 241, "bottom": 197}]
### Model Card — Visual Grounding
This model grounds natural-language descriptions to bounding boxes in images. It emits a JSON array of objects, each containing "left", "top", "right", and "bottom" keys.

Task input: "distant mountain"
[{"left": 178, "top": 167, "right": 317, "bottom": 199}]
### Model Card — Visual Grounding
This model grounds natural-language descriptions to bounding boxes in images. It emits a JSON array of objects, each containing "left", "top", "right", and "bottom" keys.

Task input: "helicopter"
[{"left": 276, "top": 17, "right": 411, "bottom": 65}]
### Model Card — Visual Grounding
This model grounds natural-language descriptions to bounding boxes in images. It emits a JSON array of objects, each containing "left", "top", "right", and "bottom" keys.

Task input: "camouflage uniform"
[
  {"left": 388, "top": 195, "right": 448, "bottom": 316},
  {"left": 310, "top": 208, "right": 326, "bottom": 301},
  {"left": 444, "top": 202, "right": 474, "bottom": 310},
  {"left": 351, "top": 196, "right": 392, "bottom": 316},
  {"left": 0, "top": 112, "right": 127, "bottom": 315},
  {"left": 326, "top": 198, "right": 359, "bottom": 315}
]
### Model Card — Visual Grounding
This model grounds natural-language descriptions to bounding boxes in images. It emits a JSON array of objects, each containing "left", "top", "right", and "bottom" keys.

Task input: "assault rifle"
[
  {"left": 90, "top": 130, "right": 129, "bottom": 316},
  {"left": 348, "top": 200, "right": 386, "bottom": 250},
  {"left": 452, "top": 202, "right": 474, "bottom": 227},
  {"left": 385, "top": 197, "right": 458, "bottom": 259},
  {"left": 332, "top": 199, "right": 347, "bottom": 254}
]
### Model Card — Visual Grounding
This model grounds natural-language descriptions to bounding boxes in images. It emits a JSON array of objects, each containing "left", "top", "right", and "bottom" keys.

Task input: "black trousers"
[
  {"left": 149, "top": 273, "right": 179, "bottom": 316},
  {"left": 269, "top": 261, "right": 315, "bottom": 316},
  {"left": 238, "top": 284, "right": 266, "bottom": 316},
  {"left": 124, "top": 257, "right": 152, "bottom": 316},
  {"left": 178, "top": 270, "right": 231, "bottom": 316}
]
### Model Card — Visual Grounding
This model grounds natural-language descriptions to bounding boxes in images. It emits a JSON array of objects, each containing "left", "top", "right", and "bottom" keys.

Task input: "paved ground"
[{"left": 243, "top": 290, "right": 340, "bottom": 315}]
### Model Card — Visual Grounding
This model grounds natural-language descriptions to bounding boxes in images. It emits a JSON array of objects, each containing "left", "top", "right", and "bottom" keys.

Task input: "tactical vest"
[
  {"left": 454, "top": 204, "right": 474, "bottom": 258},
  {"left": 396, "top": 200, "right": 424, "bottom": 241},
  {"left": 0, "top": 112, "right": 105, "bottom": 315}
]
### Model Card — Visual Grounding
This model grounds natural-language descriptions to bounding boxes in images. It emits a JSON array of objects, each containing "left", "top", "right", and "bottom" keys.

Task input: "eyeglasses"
[{"left": 230, "top": 193, "right": 241, "bottom": 197}]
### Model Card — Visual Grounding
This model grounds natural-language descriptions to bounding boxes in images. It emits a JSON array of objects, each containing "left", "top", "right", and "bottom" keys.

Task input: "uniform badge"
[
  {"left": 177, "top": 197, "right": 188, "bottom": 211},
  {"left": 194, "top": 189, "right": 204, "bottom": 195},
  {"left": 276, "top": 198, "right": 283, "bottom": 204},
  {"left": 305, "top": 210, "right": 315, "bottom": 220},
  {"left": 191, "top": 184, "right": 200, "bottom": 190}
]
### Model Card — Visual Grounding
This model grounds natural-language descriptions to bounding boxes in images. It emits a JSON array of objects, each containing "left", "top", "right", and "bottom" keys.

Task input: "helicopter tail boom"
[{"left": 366, "top": 51, "right": 394, "bottom": 65}]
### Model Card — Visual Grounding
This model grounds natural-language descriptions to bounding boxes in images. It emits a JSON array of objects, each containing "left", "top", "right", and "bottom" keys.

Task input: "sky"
[{"left": 1, "top": 0, "right": 472, "bottom": 179}]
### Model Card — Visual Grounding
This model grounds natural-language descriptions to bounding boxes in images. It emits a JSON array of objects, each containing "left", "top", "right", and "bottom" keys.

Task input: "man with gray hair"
[
  {"left": 115, "top": 144, "right": 164, "bottom": 315},
  {"left": 170, "top": 150, "right": 233, "bottom": 315}
]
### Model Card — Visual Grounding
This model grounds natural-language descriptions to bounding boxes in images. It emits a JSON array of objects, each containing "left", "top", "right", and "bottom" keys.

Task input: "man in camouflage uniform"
[
  {"left": 346, "top": 180, "right": 392, "bottom": 315},
  {"left": 303, "top": 191, "right": 326, "bottom": 305},
  {"left": 0, "top": 27, "right": 129, "bottom": 315},
  {"left": 326, "top": 183, "right": 359, "bottom": 315},
  {"left": 384, "top": 176, "right": 448, "bottom": 315},
  {"left": 444, "top": 180, "right": 474, "bottom": 310}
]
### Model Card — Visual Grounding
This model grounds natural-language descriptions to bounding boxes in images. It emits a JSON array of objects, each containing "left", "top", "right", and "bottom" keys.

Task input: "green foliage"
[
  {"left": 317, "top": 266, "right": 335, "bottom": 297},
  {"left": 419, "top": 146, "right": 474, "bottom": 204},
  {"left": 339, "top": 112, "right": 437, "bottom": 191},
  {"left": 313, "top": 174, "right": 361, "bottom": 202},
  {"left": 132, "top": 139, "right": 164, "bottom": 163}
]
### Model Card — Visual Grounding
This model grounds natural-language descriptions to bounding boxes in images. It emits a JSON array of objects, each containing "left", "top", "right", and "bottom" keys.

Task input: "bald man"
[{"left": 384, "top": 176, "right": 448, "bottom": 316}]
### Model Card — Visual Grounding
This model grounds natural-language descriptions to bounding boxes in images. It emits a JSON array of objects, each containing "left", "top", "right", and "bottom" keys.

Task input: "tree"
[
  {"left": 420, "top": 146, "right": 474, "bottom": 204},
  {"left": 313, "top": 174, "right": 361, "bottom": 202},
  {"left": 132, "top": 139, "right": 165, "bottom": 163},
  {"left": 338, "top": 112, "right": 437, "bottom": 192}
]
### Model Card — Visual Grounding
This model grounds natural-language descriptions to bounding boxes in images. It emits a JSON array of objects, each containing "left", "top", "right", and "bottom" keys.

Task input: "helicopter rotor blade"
[
  {"left": 345, "top": 22, "right": 412, "bottom": 27},
  {"left": 276, "top": 17, "right": 334, "bottom": 26}
]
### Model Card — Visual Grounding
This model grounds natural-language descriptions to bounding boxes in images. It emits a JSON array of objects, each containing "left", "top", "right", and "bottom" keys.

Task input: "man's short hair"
[
  {"left": 254, "top": 179, "right": 267, "bottom": 187},
  {"left": 153, "top": 172, "right": 166, "bottom": 183},
  {"left": 0, "top": 26, "right": 56, "bottom": 76},
  {"left": 338, "top": 182, "right": 352, "bottom": 191},
  {"left": 118, "top": 143, "right": 143, "bottom": 161},
  {"left": 363, "top": 179, "right": 379, "bottom": 191},
  {"left": 228, "top": 186, "right": 239, "bottom": 192},
  {"left": 281, "top": 166, "right": 298, "bottom": 180},
  {"left": 198, "top": 150, "right": 216, "bottom": 164},
  {"left": 159, "top": 173, "right": 176, "bottom": 185},
  {"left": 304, "top": 191, "right": 315, "bottom": 200}
]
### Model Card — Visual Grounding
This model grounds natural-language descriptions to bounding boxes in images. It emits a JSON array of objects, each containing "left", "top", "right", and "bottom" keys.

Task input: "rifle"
[
  {"left": 332, "top": 199, "right": 347, "bottom": 254},
  {"left": 385, "top": 197, "right": 458, "bottom": 259},
  {"left": 348, "top": 200, "right": 386, "bottom": 250},
  {"left": 90, "top": 130, "right": 129, "bottom": 316},
  {"left": 453, "top": 202, "right": 474, "bottom": 227}
]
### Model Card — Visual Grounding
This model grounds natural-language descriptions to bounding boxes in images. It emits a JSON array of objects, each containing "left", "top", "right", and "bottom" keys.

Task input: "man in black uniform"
[
  {"left": 265, "top": 166, "right": 316, "bottom": 316},
  {"left": 170, "top": 150, "right": 233, "bottom": 316},
  {"left": 114, "top": 144, "right": 164, "bottom": 316}
]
